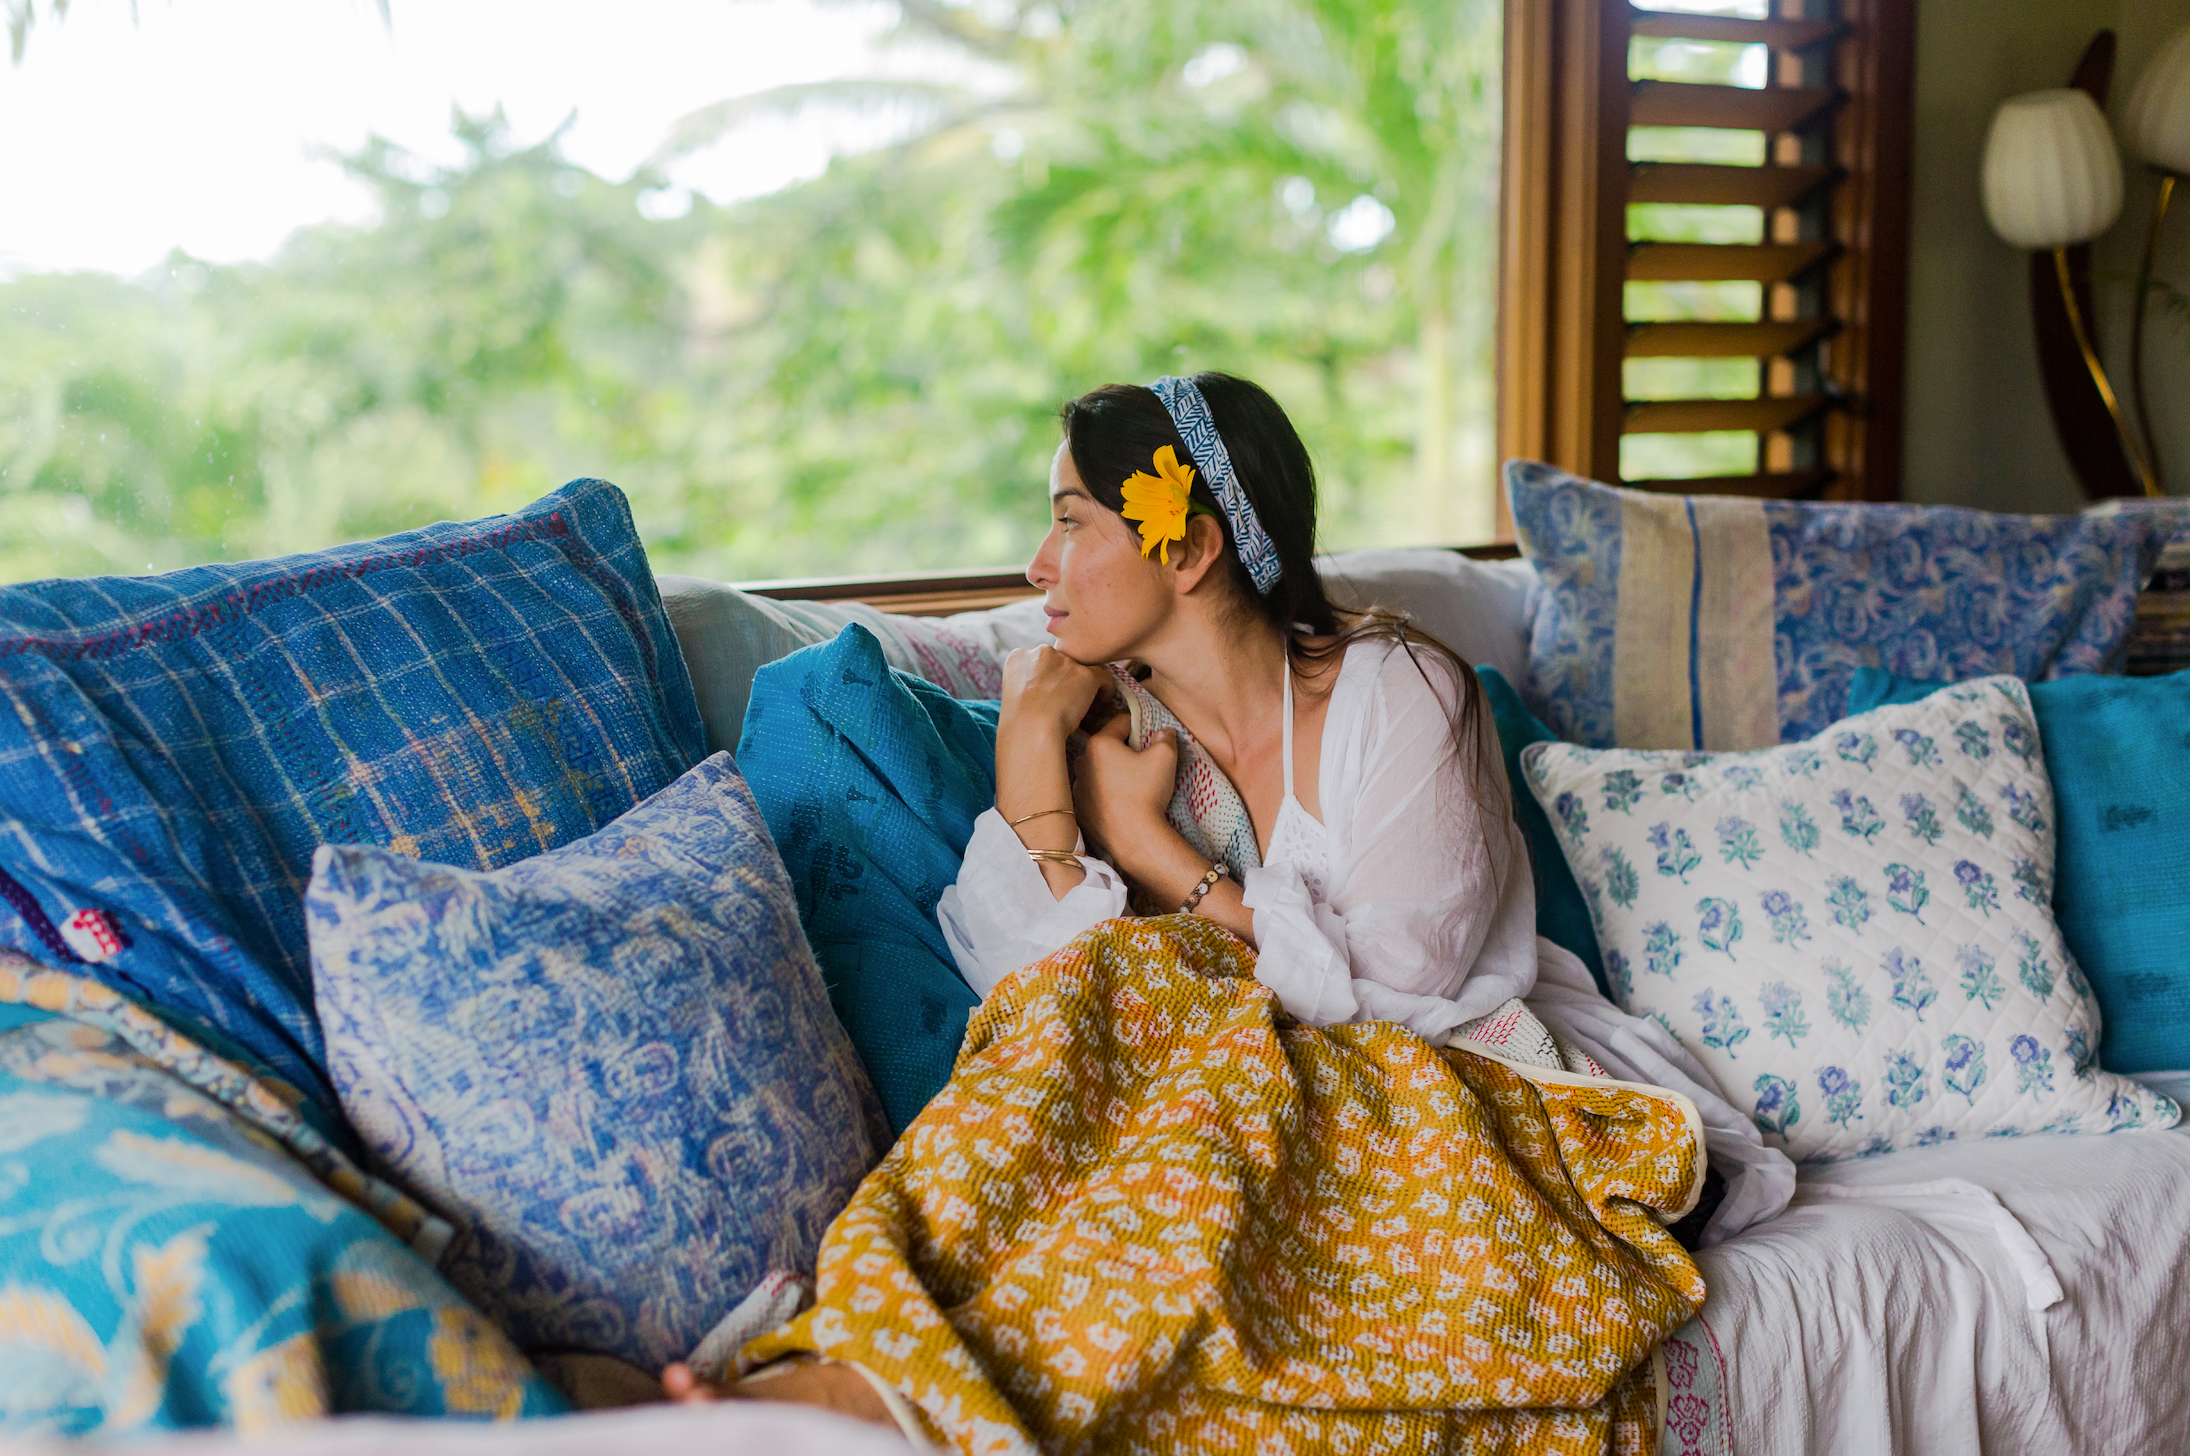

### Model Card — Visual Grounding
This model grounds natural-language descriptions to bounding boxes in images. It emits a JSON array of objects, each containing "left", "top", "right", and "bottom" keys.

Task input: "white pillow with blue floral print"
[{"left": 1521, "top": 675, "right": 2179, "bottom": 1163}]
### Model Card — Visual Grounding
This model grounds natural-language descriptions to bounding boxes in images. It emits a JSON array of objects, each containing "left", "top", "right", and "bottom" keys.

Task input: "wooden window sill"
[{"left": 737, "top": 543, "right": 1522, "bottom": 614}]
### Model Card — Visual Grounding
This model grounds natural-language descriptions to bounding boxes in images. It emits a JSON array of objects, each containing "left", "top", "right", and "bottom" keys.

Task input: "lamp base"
[
  {"left": 2051, "top": 248, "right": 2160, "bottom": 497},
  {"left": 2027, "top": 30, "right": 2152, "bottom": 501}
]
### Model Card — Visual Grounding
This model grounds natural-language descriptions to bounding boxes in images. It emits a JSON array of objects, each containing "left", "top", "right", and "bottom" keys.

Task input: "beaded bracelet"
[{"left": 1180, "top": 861, "right": 1229, "bottom": 915}]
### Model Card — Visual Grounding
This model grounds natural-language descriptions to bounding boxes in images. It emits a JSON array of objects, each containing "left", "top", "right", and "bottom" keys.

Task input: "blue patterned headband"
[{"left": 1149, "top": 375, "right": 1282, "bottom": 594}]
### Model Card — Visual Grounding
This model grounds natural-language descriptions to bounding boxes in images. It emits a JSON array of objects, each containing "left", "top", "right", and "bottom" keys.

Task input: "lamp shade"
[
  {"left": 1981, "top": 88, "right": 2124, "bottom": 249},
  {"left": 2124, "top": 24, "right": 2190, "bottom": 175}
]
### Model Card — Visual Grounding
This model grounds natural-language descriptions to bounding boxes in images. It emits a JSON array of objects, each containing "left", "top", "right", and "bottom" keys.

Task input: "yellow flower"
[{"left": 1119, "top": 446, "right": 1198, "bottom": 564}]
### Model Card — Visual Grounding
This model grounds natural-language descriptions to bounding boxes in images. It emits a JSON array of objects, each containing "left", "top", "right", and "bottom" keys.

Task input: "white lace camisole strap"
[{"left": 1265, "top": 658, "right": 1332, "bottom": 899}]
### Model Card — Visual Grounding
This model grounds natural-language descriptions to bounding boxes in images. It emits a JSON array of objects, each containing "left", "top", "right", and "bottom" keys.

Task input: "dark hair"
[{"left": 1058, "top": 372, "right": 1510, "bottom": 834}]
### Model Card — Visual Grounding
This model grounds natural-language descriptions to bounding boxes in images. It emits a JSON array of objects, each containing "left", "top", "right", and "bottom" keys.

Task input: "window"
[
  {"left": 1497, "top": 0, "right": 1914, "bottom": 508},
  {"left": 0, "top": 0, "right": 1505, "bottom": 589}
]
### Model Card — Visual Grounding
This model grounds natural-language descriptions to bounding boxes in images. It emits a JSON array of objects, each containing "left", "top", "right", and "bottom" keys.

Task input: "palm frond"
[
  {"left": 889, "top": 0, "right": 1021, "bottom": 62},
  {"left": 650, "top": 78, "right": 982, "bottom": 165},
  {"left": 7, "top": 0, "right": 69, "bottom": 65}
]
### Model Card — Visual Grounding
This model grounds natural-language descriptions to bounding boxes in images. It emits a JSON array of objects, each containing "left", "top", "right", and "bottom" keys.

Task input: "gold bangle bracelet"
[
  {"left": 1027, "top": 849, "right": 1083, "bottom": 866},
  {"left": 1008, "top": 807, "right": 1077, "bottom": 828}
]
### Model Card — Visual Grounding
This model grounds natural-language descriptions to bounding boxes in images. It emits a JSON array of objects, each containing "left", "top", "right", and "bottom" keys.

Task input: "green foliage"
[{"left": 0, "top": 0, "right": 1500, "bottom": 584}]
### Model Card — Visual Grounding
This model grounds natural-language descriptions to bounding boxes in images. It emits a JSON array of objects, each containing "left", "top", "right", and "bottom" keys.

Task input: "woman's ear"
[{"left": 1168, "top": 513, "right": 1230, "bottom": 596}]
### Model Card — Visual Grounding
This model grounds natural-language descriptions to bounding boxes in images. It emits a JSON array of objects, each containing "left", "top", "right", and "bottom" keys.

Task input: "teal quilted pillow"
[
  {"left": 1475, "top": 667, "right": 1608, "bottom": 996},
  {"left": 1848, "top": 665, "right": 2190, "bottom": 1073},
  {"left": 307, "top": 753, "right": 887, "bottom": 1372},
  {"left": 737, "top": 625, "right": 1000, "bottom": 1134}
]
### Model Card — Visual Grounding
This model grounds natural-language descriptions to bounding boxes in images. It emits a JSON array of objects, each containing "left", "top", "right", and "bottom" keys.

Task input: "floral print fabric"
[
  {"left": 1522, "top": 677, "right": 2178, "bottom": 1163},
  {"left": 309, "top": 753, "right": 889, "bottom": 1373},
  {"left": 748, "top": 914, "right": 1707, "bottom": 1456},
  {"left": 0, "top": 952, "right": 562, "bottom": 1436},
  {"left": 1506, "top": 461, "right": 2183, "bottom": 749}
]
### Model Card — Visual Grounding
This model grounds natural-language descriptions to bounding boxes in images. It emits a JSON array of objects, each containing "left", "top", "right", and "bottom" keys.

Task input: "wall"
[{"left": 1902, "top": 0, "right": 2190, "bottom": 511}]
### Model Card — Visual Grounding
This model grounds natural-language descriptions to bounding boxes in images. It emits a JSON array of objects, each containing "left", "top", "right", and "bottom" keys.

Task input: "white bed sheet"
[
  {"left": 1661, "top": 1071, "right": 2190, "bottom": 1456},
  {"left": 0, "top": 1401, "right": 920, "bottom": 1456}
]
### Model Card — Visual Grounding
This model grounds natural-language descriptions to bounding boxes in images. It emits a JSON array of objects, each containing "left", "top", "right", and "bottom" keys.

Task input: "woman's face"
[{"left": 1026, "top": 442, "right": 1170, "bottom": 665}]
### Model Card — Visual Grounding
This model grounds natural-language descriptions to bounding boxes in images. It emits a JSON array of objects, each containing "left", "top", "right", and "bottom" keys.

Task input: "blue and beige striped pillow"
[{"left": 1504, "top": 461, "right": 2186, "bottom": 751}]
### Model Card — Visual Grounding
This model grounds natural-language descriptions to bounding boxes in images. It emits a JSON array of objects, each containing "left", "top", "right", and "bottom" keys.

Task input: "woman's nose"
[{"left": 1027, "top": 534, "right": 1057, "bottom": 590}]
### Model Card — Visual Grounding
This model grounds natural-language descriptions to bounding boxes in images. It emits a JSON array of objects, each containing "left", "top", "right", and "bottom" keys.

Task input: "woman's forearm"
[
  {"left": 993, "top": 720, "right": 1087, "bottom": 898},
  {"left": 1114, "top": 820, "right": 1257, "bottom": 947}
]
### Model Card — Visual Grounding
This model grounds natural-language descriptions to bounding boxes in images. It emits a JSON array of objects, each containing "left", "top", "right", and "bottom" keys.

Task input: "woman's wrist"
[
  {"left": 1109, "top": 818, "right": 1203, "bottom": 901},
  {"left": 991, "top": 710, "right": 1085, "bottom": 899}
]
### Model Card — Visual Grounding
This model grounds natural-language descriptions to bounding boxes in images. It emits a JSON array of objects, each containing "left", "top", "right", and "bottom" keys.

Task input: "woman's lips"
[{"left": 1043, "top": 606, "right": 1067, "bottom": 634}]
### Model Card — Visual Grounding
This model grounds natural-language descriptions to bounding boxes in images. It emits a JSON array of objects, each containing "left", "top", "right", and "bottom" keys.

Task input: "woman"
[
  {"left": 938, "top": 371, "right": 1539, "bottom": 1045},
  {"left": 666, "top": 375, "right": 1787, "bottom": 1449}
]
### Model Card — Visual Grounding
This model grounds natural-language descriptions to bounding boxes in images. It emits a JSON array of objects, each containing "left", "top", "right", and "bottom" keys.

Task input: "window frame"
[
  {"left": 753, "top": 0, "right": 1920, "bottom": 607},
  {"left": 1495, "top": 0, "right": 1917, "bottom": 509}
]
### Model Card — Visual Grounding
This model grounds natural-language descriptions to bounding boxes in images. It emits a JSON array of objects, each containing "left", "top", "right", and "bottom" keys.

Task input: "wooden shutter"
[{"left": 1497, "top": 0, "right": 1915, "bottom": 523}]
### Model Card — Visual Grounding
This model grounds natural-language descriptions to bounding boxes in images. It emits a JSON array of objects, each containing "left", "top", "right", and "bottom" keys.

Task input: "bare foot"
[{"left": 660, "top": 1358, "right": 896, "bottom": 1428}]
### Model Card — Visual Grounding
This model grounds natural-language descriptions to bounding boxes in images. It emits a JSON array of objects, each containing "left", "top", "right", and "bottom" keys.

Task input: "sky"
[{"left": 0, "top": 0, "right": 966, "bottom": 278}]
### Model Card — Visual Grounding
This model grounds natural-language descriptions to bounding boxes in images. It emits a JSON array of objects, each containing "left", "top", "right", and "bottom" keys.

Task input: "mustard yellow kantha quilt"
[{"left": 749, "top": 916, "right": 1706, "bottom": 1455}]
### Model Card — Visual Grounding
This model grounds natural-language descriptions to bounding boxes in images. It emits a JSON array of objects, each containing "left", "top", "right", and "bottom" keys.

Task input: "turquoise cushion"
[
  {"left": 0, "top": 1001, "right": 566, "bottom": 1434},
  {"left": 1847, "top": 665, "right": 2190, "bottom": 1073},
  {"left": 308, "top": 753, "right": 887, "bottom": 1372},
  {"left": 0, "top": 1001, "right": 53, "bottom": 1033},
  {"left": 738, "top": 625, "right": 999, "bottom": 1133},
  {"left": 1476, "top": 666, "right": 1608, "bottom": 997}
]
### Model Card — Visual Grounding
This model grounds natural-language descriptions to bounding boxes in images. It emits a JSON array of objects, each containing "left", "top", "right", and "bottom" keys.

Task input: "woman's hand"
[
  {"left": 994, "top": 646, "right": 1109, "bottom": 899},
  {"left": 1073, "top": 714, "right": 1178, "bottom": 876},
  {"left": 998, "top": 646, "right": 1111, "bottom": 745}
]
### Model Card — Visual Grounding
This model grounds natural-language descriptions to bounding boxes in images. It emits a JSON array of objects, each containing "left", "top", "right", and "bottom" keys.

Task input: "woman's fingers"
[
  {"left": 1075, "top": 721, "right": 1180, "bottom": 878},
  {"left": 660, "top": 1362, "right": 713, "bottom": 1403},
  {"left": 1001, "top": 647, "right": 1110, "bottom": 741}
]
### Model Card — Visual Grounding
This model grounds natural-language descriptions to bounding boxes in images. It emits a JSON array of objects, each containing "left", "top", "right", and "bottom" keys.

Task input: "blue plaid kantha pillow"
[{"left": 0, "top": 479, "right": 705, "bottom": 1124}]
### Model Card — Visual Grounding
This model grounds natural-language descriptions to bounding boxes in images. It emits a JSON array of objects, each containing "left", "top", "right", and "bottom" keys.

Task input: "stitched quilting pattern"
[
  {"left": 1506, "top": 461, "right": 2185, "bottom": 751},
  {"left": 0, "top": 955, "right": 562, "bottom": 1434},
  {"left": 1523, "top": 677, "right": 2179, "bottom": 1162},
  {"left": 1764, "top": 496, "right": 2190, "bottom": 740},
  {"left": 0, "top": 479, "right": 705, "bottom": 1121},
  {"left": 748, "top": 914, "right": 1704, "bottom": 1455},
  {"left": 308, "top": 753, "right": 887, "bottom": 1372}
]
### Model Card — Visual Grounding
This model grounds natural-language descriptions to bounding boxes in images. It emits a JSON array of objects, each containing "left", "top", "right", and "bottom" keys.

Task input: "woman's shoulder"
[
  {"left": 1338, "top": 631, "right": 1466, "bottom": 708},
  {"left": 1307, "top": 632, "right": 1467, "bottom": 760}
]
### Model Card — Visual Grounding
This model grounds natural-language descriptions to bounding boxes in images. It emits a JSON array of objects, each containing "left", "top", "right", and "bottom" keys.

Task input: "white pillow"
[
  {"left": 943, "top": 548, "right": 1539, "bottom": 684},
  {"left": 1521, "top": 676, "right": 2179, "bottom": 1163}
]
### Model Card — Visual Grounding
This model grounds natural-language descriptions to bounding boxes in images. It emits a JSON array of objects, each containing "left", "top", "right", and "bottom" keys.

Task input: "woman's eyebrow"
[{"left": 1050, "top": 485, "right": 1093, "bottom": 504}]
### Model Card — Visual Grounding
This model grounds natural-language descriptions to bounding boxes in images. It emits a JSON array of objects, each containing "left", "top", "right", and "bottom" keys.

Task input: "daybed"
[{"left": 0, "top": 471, "right": 2186, "bottom": 1454}]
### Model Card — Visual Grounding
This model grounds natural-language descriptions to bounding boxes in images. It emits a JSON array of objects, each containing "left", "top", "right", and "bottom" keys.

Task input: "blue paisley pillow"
[
  {"left": 1506, "top": 461, "right": 2189, "bottom": 751},
  {"left": 307, "top": 753, "right": 888, "bottom": 1373}
]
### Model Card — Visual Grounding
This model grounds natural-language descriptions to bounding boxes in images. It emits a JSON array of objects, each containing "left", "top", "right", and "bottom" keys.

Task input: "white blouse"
[
  {"left": 936, "top": 639, "right": 1540, "bottom": 1044},
  {"left": 934, "top": 635, "right": 1798, "bottom": 1247}
]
